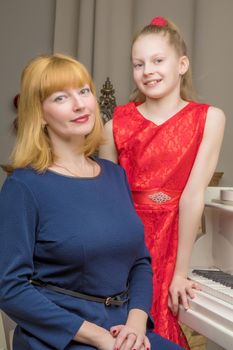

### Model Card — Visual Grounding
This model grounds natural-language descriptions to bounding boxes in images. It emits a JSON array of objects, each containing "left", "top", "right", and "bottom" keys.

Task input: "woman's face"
[{"left": 42, "top": 85, "right": 96, "bottom": 142}]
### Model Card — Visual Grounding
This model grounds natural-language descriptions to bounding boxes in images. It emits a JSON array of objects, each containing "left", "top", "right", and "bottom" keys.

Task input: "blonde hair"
[
  {"left": 130, "top": 18, "right": 196, "bottom": 102},
  {"left": 4, "top": 54, "right": 103, "bottom": 173}
]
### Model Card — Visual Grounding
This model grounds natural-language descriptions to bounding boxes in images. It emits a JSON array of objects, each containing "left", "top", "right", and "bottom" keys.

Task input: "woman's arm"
[
  {"left": 169, "top": 106, "right": 226, "bottom": 315},
  {"left": 99, "top": 120, "right": 118, "bottom": 163},
  {"left": 74, "top": 321, "right": 115, "bottom": 350},
  {"left": 110, "top": 234, "right": 153, "bottom": 349},
  {"left": 110, "top": 309, "right": 150, "bottom": 350}
]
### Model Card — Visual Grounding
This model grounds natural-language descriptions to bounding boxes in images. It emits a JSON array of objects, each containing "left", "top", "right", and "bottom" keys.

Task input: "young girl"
[{"left": 99, "top": 16, "right": 225, "bottom": 349}]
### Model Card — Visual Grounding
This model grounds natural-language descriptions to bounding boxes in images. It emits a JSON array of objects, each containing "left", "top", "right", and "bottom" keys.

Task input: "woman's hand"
[
  {"left": 168, "top": 274, "right": 201, "bottom": 315},
  {"left": 74, "top": 320, "right": 115, "bottom": 350},
  {"left": 110, "top": 325, "right": 150, "bottom": 350},
  {"left": 97, "top": 335, "right": 116, "bottom": 350}
]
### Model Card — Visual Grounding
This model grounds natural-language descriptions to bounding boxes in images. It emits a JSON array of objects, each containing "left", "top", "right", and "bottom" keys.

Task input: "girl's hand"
[
  {"left": 110, "top": 325, "right": 150, "bottom": 350},
  {"left": 168, "top": 275, "right": 201, "bottom": 315}
]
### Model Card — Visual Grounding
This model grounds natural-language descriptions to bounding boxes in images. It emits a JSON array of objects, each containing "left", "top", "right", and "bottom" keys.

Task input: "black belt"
[{"left": 30, "top": 280, "right": 129, "bottom": 306}]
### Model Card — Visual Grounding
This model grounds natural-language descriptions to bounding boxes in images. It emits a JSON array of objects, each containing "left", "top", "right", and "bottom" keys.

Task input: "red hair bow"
[{"left": 150, "top": 17, "right": 167, "bottom": 27}]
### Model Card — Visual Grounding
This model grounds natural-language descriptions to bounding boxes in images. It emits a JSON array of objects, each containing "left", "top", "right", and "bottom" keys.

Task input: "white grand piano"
[{"left": 179, "top": 187, "right": 233, "bottom": 350}]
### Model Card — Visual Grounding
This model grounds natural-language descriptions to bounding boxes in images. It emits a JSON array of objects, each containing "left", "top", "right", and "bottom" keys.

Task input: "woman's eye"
[
  {"left": 54, "top": 95, "right": 66, "bottom": 102},
  {"left": 79, "top": 87, "right": 91, "bottom": 95}
]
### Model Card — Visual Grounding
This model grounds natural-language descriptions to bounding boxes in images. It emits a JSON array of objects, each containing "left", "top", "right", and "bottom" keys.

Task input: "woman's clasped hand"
[{"left": 110, "top": 324, "right": 150, "bottom": 350}]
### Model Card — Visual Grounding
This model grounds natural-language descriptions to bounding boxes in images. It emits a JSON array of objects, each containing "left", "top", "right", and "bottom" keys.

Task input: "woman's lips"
[{"left": 71, "top": 115, "right": 89, "bottom": 123}]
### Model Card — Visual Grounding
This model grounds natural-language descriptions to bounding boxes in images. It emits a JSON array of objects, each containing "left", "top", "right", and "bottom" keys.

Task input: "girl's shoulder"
[
  {"left": 205, "top": 105, "right": 226, "bottom": 128},
  {"left": 182, "top": 101, "right": 210, "bottom": 121},
  {"left": 114, "top": 102, "right": 137, "bottom": 117},
  {"left": 188, "top": 100, "right": 210, "bottom": 110},
  {"left": 191, "top": 102, "right": 225, "bottom": 124}
]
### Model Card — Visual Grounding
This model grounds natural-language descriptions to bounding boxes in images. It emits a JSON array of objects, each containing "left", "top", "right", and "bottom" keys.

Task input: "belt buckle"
[
  {"left": 105, "top": 296, "right": 112, "bottom": 306},
  {"left": 148, "top": 191, "right": 171, "bottom": 203}
]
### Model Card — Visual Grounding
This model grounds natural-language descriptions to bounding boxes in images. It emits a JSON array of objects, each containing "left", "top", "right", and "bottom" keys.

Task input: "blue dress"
[{"left": 0, "top": 158, "right": 183, "bottom": 350}]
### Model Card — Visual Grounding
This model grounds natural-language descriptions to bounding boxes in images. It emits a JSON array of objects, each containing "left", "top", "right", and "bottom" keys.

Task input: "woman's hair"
[
  {"left": 130, "top": 17, "right": 196, "bottom": 102},
  {"left": 3, "top": 53, "right": 103, "bottom": 173}
]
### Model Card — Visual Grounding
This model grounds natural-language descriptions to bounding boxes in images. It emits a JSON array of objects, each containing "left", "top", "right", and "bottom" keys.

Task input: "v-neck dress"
[
  {"left": 113, "top": 101, "right": 209, "bottom": 349},
  {"left": 0, "top": 158, "right": 184, "bottom": 350}
]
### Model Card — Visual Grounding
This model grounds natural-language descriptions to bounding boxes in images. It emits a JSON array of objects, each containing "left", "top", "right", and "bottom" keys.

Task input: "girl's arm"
[
  {"left": 169, "top": 106, "right": 226, "bottom": 315},
  {"left": 99, "top": 120, "right": 118, "bottom": 163}
]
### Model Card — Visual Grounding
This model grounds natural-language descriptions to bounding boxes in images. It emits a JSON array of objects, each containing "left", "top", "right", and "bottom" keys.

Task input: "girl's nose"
[{"left": 143, "top": 62, "right": 154, "bottom": 75}]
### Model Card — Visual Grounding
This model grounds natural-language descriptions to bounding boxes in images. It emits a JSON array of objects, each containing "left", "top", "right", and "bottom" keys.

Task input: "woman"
[{"left": 0, "top": 54, "right": 184, "bottom": 350}]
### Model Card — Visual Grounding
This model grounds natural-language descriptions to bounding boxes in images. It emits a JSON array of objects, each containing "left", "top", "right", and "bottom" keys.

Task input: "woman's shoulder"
[
  {"left": 0, "top": 168, "right": 42, "bottom": 204},
  {"left": 10, "top": 167, "right": 40, "bottom": 181},
  {"left": 2, "top": 168, "right": 43, "bottom": 192},
  {"left": 97, "top": 157, "right": 123, "bottom": 170},
  {"left": 97, "top": 157, "right": 125, "bottom": 176}
]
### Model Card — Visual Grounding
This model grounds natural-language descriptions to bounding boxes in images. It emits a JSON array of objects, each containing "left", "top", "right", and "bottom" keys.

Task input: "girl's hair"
[
  {"left": 3, "top": 53, "right": 103, "bottom": 174},
  {"left": 130, "top": 18, "right": 196, "bottom": 102}
]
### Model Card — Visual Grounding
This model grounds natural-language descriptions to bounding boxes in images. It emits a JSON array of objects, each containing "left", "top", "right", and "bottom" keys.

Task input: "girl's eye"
[
  {"left": 133, "top": 63, "right": 143, "bottom": 69},
  {"left": 154, "top": 58, "right": 163, "bottom": 64},
  {"left": 79, "top": 87, "right": 91, "bottom": 95}
]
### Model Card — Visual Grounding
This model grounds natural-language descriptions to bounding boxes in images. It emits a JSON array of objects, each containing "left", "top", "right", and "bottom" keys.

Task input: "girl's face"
[
  {"left": 42, "top": 85, "right": 96, "bottom": 143},
  {"left": 132, "top": 33, "right": 188, "bottom": 100}
]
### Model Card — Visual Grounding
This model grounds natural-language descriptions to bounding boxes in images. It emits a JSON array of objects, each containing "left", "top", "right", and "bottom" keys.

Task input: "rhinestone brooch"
[{"left": 148, "top": 192, "right": 171, "bottom": 203}]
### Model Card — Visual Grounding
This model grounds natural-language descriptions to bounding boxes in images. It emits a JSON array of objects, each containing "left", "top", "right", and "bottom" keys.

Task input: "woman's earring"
[{"left": 42, "top": 123, "right": 47, "bottom": 131}]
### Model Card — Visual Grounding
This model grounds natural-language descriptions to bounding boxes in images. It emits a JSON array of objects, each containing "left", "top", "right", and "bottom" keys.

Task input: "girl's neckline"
[
  {"left": 46, "top": 157, "right": 102, "bottom": 180},
  {"left": 133, "top": 101, "right": 194, "bottom": 127}
]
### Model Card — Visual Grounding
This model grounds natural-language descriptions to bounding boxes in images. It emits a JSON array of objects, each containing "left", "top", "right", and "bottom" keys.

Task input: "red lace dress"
[{"left": 113, "top": 101, "right": 209, "bottom": 349}]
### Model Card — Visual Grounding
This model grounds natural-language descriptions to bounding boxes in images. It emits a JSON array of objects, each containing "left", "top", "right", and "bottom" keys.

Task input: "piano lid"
[
  {"left": 183, "top": 187, "right": 233, "bottom": 350},
  {"left": 190, "top": 187, "right": 233, "bottom": 274}
]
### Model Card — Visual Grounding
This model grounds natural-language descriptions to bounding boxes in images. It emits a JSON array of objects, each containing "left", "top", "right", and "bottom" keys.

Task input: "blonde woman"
[{"left": 0, "top": 54, "right": 184, "bottom": 350}]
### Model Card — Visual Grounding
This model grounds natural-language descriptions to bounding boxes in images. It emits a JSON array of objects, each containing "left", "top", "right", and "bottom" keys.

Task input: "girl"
[
  {"left": 99, "top": 16, "right": 225, "bottom": 349},
  {"left": 0, "top": 53, "right": 184, "bottom": 350}
]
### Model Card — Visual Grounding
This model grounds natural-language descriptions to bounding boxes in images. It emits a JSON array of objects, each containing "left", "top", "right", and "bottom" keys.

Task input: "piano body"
[{"left": 179, "top": 187, "right": 233, "bottom": 350}]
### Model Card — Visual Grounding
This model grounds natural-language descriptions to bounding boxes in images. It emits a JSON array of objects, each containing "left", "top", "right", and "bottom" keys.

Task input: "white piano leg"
[{"left": 206, "top": 340, "right": 225, "bottom": 350}]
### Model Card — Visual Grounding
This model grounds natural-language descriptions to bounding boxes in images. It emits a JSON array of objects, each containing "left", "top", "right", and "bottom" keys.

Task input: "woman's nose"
[{"left": 72, "top": 95, "right": 85, "bottom": 110}]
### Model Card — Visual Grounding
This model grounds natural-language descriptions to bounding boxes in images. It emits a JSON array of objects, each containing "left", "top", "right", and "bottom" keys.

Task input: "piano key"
[
  {"left": 188, "top": 269, "right": 233, "bottom": 305},
  {"left": 193, "top": 269, "right": 233, "bottom": 288}
]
